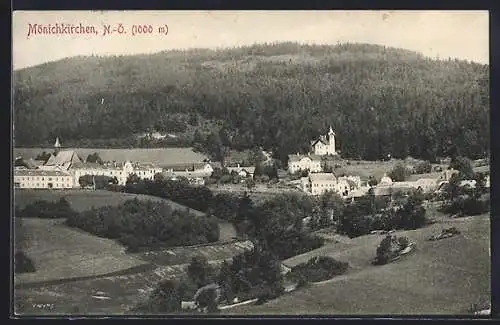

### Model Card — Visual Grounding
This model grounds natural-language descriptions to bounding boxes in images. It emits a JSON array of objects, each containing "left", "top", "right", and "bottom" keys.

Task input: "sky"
[{"left": 12, "top": 10, "right": 489, "bottom": 70}]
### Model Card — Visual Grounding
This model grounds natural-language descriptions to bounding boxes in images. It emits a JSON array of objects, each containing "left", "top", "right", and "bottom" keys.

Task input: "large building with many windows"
[{"left": 14, "top": 169, "right": 73, "bottom": 189}]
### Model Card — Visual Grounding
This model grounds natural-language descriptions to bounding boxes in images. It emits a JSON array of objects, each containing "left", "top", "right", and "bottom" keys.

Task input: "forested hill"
[{"left": 14, "top": 42, "right": 489, "bottom": 162}]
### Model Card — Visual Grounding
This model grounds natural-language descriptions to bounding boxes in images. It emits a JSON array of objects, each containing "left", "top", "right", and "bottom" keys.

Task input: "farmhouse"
[
  {"left": 302, "top": 173, "right": 337, "bottom": 195},
  {"left": 14, "top": 169, "right": 73, "bottom": 189},
  {"left": 288, "top": 153, "right": 322, "bottom": 174},
  {"left": 310, "top": 126, "right": 337, "bottom": 156}
]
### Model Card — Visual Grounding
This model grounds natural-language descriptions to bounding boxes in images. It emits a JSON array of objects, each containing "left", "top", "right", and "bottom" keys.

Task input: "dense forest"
[{"left": 14, "top": 42, "right": 489, "bottom": 162}]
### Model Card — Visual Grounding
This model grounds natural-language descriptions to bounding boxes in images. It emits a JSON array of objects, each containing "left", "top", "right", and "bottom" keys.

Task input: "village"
[{"left": 14, "top": 127, "right": 490, "bottom": 204}]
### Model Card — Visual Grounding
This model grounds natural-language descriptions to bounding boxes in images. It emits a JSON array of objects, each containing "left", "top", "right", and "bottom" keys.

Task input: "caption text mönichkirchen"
[{"left": 26, "top": 23, "right": 169, "bottom": 39}]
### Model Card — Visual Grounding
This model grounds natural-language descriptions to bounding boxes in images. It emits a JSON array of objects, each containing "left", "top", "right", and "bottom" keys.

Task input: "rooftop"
[
  {"left": 288, "top": 153, "right": 322, "bottom": 162},
  {"left": 309, "top": 173, "right": 337, "bottom": 182},
  {"left": 15, "top": 169, "right": 71, "bottom": 177}
]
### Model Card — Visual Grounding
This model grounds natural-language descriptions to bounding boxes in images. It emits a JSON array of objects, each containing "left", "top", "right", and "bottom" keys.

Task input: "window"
[{"left": 42, "top": 177, "right": 44, "bottom": 181}]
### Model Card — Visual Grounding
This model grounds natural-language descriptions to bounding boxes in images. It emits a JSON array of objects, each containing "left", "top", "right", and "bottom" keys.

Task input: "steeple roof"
[{"left": 54, "top": 137, "right": 61, "bottom": 148}]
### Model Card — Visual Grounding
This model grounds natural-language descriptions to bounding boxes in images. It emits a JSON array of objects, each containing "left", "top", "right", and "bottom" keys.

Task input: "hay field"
[{"left": 224, "top": 214, "right": 490, "bottom": 315}]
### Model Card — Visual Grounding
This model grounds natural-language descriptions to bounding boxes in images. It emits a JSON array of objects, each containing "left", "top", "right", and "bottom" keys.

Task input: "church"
[{"left": 310, "top": 126, "right": 337, "bottom": 156}]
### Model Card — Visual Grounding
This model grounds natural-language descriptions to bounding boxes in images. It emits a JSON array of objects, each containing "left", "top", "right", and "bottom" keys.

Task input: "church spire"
[
  {"left": 328, "top": 126, "right": 335, "bottom": 135},
  {"left": 54, "top": 137, "right": 61, "bottom": 148}
]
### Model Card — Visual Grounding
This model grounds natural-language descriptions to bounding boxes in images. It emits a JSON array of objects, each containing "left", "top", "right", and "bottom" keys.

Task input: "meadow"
[
  {"left": 223, "top": 213, "right": 491, "bottom": 315},
  {"left": 14, "top": 147, "right": 207, "bottom": 166}
]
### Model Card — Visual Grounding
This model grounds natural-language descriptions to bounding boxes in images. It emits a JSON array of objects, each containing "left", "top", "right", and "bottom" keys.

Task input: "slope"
[
  {"left": 223, "top": 214, "right": 490, "bottom": 315},
  {"left": 14, "top": 42, "right": 489, "bottom": 161}
]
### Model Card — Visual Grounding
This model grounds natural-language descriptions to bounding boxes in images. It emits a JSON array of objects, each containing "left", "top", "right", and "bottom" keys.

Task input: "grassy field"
[
  {"left": 223, "top": 213, "right": 491, "bottom": 315},
  {"left": 14, "top": 147, "right": 207, "bottom": 166},
  {"left": 14, "top": 218, "right": 149, "bottom": 286}
]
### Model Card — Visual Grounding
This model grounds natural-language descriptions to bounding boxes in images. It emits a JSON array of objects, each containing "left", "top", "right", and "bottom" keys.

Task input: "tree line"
[{"left": 14, "top": 42, "right": 488, "bottom": 163}]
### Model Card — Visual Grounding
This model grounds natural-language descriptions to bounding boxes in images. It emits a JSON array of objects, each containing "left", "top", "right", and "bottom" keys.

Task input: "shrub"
[
  {"left": 373, "top": 235, "right": 409, "bottom": 265},
  {"left": 288, "top": 256, "right": 349, "bottom": 283}
]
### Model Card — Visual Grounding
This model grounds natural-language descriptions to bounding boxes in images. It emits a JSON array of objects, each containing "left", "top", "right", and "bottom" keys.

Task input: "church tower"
[
  {"left": 328, "top": 126, "right": 336, "bottom": 155},
  {"left": 54, "top": 137, "right": 61, "bottom": 155}
]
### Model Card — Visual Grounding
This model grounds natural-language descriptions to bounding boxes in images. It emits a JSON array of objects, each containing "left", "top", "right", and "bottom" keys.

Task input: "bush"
[
  {"left": 372, "top": 235, "right": 409, "bottom": 265},
  {"left": 14, "top": 251, "right": 36, "bottom": 273},
  {"left": 288, "top": 256, "right": 349, "bottom": 283},
  {"left": 16, "top": 198, "right": 78, "bottom": 219}
]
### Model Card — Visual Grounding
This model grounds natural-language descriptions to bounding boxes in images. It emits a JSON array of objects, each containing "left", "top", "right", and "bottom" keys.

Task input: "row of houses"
[
  {"left": 14, "top": 138, "right": 257, "bottom": 189},
  {"left": 291, "top": 165, "right": 490, "bottom": 200}
]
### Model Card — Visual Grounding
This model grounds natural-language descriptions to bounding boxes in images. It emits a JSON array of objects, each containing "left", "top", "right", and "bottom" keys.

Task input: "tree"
[
  {"left": 217, "top": 261, "right": 234, "bottom": 303},
  {"left": 388, "top": 163, "right": 411, "bottom": 182},
  {"left": 149, "top": 279, "right": 185, "bottom": 313},
  {"left": 368, "top": 176, "right": 378, "bottom": 187},
  {"left": 245, "top": 178, "right": 256, "bottom": 191},
  {"left": 187, "top": 255, "right": 212, "bottom": 288},
  {"left": 126, "top": 173, "right": 141, "bottom": 185},
  {"left": 194, "top": 284, "right": 220, "bottom": 313},
  {"left": 86, "top": 152, "right": 104, "bottom": 164},
  {"left": 205, "top": 131, "right": 230, "bottom": 167},
  {"left": 396, "top": 190, "right": 427, "bottom": 229},
  {"left": 449, "top": 156, "right": 473, "bottom": 178},
  {"left": 318, "top": 190, "right": 345, "bottom": 227},
  {"left": 415, "top": 161, "right": 432, "bottom": 174}
]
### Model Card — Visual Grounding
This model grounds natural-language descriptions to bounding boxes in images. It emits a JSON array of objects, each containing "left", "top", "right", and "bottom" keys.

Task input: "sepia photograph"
[{"left": 12, "top": 10, "right": 490, "bottom": 316}]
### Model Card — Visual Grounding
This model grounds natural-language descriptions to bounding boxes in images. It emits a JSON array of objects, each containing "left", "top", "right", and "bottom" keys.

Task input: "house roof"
[
  {"left": 15, "top": 169, "right": 71, "bottom": 177},
  {"left": 163, "top": 170, "right": 211, "bottom": 179},
  {"left": 414, "top": 178, "right": 438, "bottom": 186},
  {"left": 162, "top": 162, "right": 209, "bottom": 171},
  {"left": 311, "top": 138, "right": 328, "bottom": 146},
  {"left": 227, "top": 166, "right": 256, "bottom": 174},
  {"left": 45, "top": 150, "right": 83, "bottom": 167},
  {"left": 309, "top": 173, "right": 337, "bottom": 182},
  {"left": 288, "top": 154, "right": 322, "bottom": 162}
]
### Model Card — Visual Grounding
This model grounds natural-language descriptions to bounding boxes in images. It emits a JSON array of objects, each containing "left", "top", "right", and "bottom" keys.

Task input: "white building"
[
  {"left": 71, "top": 161, "right": 162, "bottom": 186},
  {"left": 14, "top": 169, "right": 73, "bottom": 189},
  {"left": 288, "top": 153, "right": 322, "bottom": 174},
  {"left": 305, "top": 173, "right": 338, "bottom": 196},
  {"left": 310, "top": 126, "right": 337, "bottom": 156},
  {"left": 163, "top": 162, "right": 214, "bottom": 179}
]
